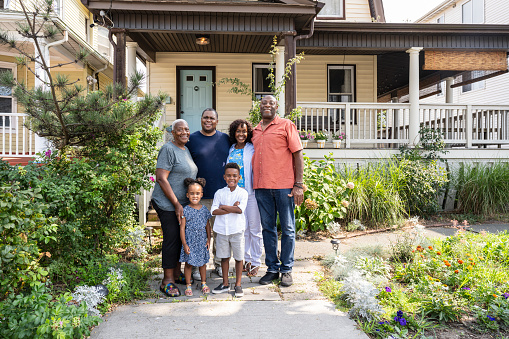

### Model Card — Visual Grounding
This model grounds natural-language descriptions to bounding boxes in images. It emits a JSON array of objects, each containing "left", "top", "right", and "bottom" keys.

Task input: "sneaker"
[
  {"left": 280, "top": 272, "right": 293, "bottom": 287},
  {"left": 259, "top": 272, "right": 279, "bottom": 285},
  {"left": 212, "top": 283, "right": 230, "bottom": 294},
  {"left": 192, "top": 268, "right": 201, "bottom": 281},
  {"left": 214, "top": 266, "right": 223, "bottom": 277},
  {"left": 234, "top": 285, "right": 244, "bottom": 298}
]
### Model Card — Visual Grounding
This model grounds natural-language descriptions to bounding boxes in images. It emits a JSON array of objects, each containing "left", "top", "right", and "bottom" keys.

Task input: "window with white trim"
[
  {"left": 462, "top": 71, "right": 485, "bottom": 93},
  {"left": 462, "top": 0, "right": 484, "bottom": 24},
  {"left": 328, "top": 65, "right": 356, "bottom": 124},
  {"left": 317, "top": 0, "right": 345, "bottom": 19},
  {"left": 252, "top": 63, "right": 274, "bottom": 100},
  {"left": 0, "top": 62, "right": 17, "bottom": 129},
  {"left": 53, "top": 0, "right": 63, "bottom": 18},
  {"left": 437, "top": 15, "right": 445, "bottom": 23}
]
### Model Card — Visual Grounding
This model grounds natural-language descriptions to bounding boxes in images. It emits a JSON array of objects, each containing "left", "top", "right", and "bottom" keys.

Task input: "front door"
[{"left": 179, "top": 69, "right": 213, "bottom": 133}]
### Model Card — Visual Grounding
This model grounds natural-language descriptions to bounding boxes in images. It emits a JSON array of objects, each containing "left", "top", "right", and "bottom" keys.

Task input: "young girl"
[{"left": 179, "top": 178, "right": 212, "bottom": 296}]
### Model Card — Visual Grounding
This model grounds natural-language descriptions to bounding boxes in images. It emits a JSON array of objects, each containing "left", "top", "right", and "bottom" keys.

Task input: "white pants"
[{"left": 244, "top": 194, "right": 263, "bottom": 267}]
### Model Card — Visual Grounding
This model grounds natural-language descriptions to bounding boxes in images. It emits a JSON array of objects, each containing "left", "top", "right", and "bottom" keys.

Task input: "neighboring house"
[
  {"left": 416, "top": 0, "right": 509, "bottom": 105},
  {"left": 0, "top": 0, "right": 114, "bottom": 165}
]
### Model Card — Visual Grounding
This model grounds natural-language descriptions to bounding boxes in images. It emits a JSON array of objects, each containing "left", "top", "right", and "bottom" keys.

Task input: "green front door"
[{"left": 180, "top": 69, "right": 213, "bottom": 133}]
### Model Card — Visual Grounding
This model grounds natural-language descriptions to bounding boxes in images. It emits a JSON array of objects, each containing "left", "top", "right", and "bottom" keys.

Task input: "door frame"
[{"left": 176, "top": 66, "right": 216, "bottom": 120}]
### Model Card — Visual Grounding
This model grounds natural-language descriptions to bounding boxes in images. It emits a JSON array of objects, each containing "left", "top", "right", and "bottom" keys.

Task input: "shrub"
[
  {"left": 0, "top": 183, "right": 57, "bottom": 299},
  {"left": 295, "top": 154, "right": 353, "bottom": 231},
  {"left": 454, "top": 161, "right": 509, "bottom": 215},
  {"left": 0, "top": 283, "right": 101, "bottom": 338}
]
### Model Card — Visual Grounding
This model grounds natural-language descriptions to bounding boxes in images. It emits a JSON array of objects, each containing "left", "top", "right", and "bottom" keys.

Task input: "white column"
[
  {"left": 406, "top": 47, "right": 423, "bottom": 146},
  {"left": 275, "top": 43, "right": 285, "bottom": 117},
  {"left": 445, "top": 77, "right": 454, "bottom": 103},
  {"left": 126, "top": 42, "right": 138, "bottom": 101},
  {"left": 33, "top": 40, "right": 49, "bottom": 153}
]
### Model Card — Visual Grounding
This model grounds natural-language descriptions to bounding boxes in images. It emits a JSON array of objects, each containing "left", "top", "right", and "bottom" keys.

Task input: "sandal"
[
  {"left": 243, "top": 262, "right": 251, "bottom": 273},
  {"left": 184, "top": 285, "right": 193, "bottom": 297},
  {"left": 201, "top": 283, "right": 210, "bottom": 294},
  {"left": 160, "top": 282, "right": 181, "bottom": 297},
  {"left": 175, "top": 272, "right": 193, "bottom": 285},
  {"left": 247, "top": 265, "right": 259, "bottom": 277}
]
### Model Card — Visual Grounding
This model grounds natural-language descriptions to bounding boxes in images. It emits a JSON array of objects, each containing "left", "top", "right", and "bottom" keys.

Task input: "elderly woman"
[
  {"left": 226, "top": 119, "right": 263, "bottom": 277},
  {"left": 152, "top": 119, "right": 197, "bottom": 297}
]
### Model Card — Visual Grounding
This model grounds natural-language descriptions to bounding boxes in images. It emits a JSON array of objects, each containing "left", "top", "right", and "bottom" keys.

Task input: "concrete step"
[
  {"left": 145, "top": 221, "right": 161, "bottom": 229},
  {"left": 147, "top": 209, "right": 159, "bottom": 221}
]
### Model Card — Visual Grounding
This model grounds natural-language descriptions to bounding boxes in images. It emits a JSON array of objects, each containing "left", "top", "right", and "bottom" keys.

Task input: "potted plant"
[
  {"left": 332, "top": 131, "right": 346, "bottom": 148},
  {"left": 314, "top": 131, "right": 328, "bottom": 148},
  {"left": 299, "top": 130, "right": 314, "bottom": 148}
]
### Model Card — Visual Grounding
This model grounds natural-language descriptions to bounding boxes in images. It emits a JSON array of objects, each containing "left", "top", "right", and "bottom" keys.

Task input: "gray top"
[{"left": 152, "top": 141, "right": 198, "bottom": 212}]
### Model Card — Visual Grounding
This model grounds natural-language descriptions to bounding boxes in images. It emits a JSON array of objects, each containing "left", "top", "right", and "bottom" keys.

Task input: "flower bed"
[{"left": 320, "top": 225, "right": 509, "bottom": 338}]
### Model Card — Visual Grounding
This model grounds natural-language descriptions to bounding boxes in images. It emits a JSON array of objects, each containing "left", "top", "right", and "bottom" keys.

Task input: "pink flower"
[
  {"left": 341, "top": 200, "right": 349, "bottom": 207},
  {"left": 346, "top": 182, "right": 355, "bottom": 189},
  {"left": 150, "top": 176, "right": 155, "bottom": 182}
]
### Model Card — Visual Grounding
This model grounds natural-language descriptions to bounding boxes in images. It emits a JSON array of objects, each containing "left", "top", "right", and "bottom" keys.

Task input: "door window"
[
  {"left": 253, "top": 63, "right": 273, "bottom": 100},
  {"left": 328, "top": 65, "right": 356, "bottom": 124}
]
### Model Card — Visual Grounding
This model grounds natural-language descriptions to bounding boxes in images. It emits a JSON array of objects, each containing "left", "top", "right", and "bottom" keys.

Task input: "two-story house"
[{"left": 0, "top": 0, "right": 115, "bottom": 165}]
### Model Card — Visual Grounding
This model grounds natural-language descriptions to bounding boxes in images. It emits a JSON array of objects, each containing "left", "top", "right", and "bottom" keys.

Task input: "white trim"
[{"left": 0, "top": 61, "right": 17, "bottom": 133}]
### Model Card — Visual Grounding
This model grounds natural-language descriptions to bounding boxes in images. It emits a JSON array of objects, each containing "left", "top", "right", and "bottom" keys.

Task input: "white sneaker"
[
  {"left": 214, "top": 266, "right": 223, "bottom": 277},
  {"left": 192, "top": 268, "right": 201, "bottom": 281}
]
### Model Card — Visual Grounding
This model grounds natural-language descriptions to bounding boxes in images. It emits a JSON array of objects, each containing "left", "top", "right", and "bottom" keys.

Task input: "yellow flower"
[{"left": 467, "top": 265, "right": 473, "bottom": 270}]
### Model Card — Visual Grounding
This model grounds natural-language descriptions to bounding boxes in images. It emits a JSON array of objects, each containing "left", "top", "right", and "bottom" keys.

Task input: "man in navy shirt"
[{"left": 186, "top": 108, "right": 230, "bottom": 277}]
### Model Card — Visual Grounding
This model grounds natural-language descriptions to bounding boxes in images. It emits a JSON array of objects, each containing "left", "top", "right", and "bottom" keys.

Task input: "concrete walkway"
[{"left": 89, "top": 223, "right": 509, "bottom": 339}]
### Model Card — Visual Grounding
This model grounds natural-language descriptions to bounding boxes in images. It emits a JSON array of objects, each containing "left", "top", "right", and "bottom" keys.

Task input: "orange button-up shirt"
[{"left": 252, "top": 115, "right": 303, "bottom": 189}]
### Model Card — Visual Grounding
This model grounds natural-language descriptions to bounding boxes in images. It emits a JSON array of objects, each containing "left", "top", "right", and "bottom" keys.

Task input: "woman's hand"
[
  {"left": 184, "top": 244, "right": 191, "bottom": 255},
  {"left": 175, "top": 203, "right": 184, "bottom": 223}
]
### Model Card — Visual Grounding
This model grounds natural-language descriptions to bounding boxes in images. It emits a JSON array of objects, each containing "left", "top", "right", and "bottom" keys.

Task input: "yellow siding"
[
  {"left": 345, "top": 0, "right": 373, "bottom": 22},
  {"left": 149, "top": 53, "right": 377, "bottom": 131}
]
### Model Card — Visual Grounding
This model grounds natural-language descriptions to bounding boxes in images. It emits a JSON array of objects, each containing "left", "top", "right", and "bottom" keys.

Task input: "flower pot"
[
  {"left": 333, "top": 140, "right": 342, "bottom": 149},
  {"left": 301, "top": 139, "right": 308, "bottom": 148},
  {"left": 317, "top": 140, "right": 326, "bottom": 148}
]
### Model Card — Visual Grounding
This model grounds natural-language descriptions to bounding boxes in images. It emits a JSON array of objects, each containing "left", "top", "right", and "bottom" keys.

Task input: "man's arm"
[{"left": 289, "top": 150, "right": 304, "bottom": 206}]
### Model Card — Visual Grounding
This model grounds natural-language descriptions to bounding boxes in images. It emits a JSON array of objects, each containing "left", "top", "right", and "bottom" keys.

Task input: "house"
[
  {"left": 416, "top": 0, "right": 509, "bottom": 106},
  {"left": 0, "top": 0, "right": 114, "bottom": 165}
]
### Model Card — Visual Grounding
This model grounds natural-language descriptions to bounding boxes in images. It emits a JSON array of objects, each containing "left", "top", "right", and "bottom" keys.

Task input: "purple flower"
[
  {"left": 462, "top": 287, "right": 471, "bottom": 290},
  {"left": 396, "top": 310, "right": 404, "bottom": 318},
  {"left": 44, "top": 149, "right": 51, "bottom": 157},
  {"left": 385, "top": 286, "right": 392, "bottom": 293},
  {"left": 487, "top": 315, "right": 496, "bottom": 321},
  {"left": 150, "top": 176, "right": 155, "bottom": 182},
  {"left": 503, "top": 293, "right": 509, "bottom": 299},
  {"left": 394, "top": 316, "right": 399, "bottom": 322},
  {"left": 398, "top": 318, "right": 407, "bottom": 326}
]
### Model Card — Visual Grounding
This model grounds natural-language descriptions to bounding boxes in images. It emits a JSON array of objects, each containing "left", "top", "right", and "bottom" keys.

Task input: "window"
[
  {"left": 328, "top": 65, "right": 356, "bottom": 123},
  {"left": 462, "top": 0, "right": 484, "bottom": 24},
  {"left": 252, "top": 64, "right": 273, "bottom": 100},
  {"left": 85, "top": 18, "right": 91, "bottom": 44},
  {"left": 53, "top": 0, "right": 63, "bottom": 18},
  {"left": 0, "top": 63, "right": 16, "bottom": 129},
  {"left": 317, "top": 0, "right": 345, "bottom": 19},
  {"left": 462, "top": 71, "right": 485, "bottom": 93},
  {"left": 436, "top": 15, "right": 444, "bottom": 23},
  {"left": 437, "top": 80, "right": 444, "bottom": 97}
]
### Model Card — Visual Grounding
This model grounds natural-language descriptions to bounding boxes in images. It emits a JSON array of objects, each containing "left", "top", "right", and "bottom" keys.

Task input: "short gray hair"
[{"left": 171, "top": 119, "right": 188, "bottom": 130}]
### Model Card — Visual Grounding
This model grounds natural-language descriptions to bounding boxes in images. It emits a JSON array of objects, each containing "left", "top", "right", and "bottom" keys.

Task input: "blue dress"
[{"left": 179, "top": 205, "right": 211, "bottom": 267}]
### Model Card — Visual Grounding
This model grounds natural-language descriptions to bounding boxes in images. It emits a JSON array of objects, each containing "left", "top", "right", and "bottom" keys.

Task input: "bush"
[
  {"left": 0, "top": 183, "right": 57, "bottom": 299},
  {"left": 454, "top": 161, "right": 509, "bottom": 215},
  {"left": 295, "top": 154, "right": 353, "bottom": 231},
  {"left": 0, "top": 283, "right": 101, "bottom": 338}
]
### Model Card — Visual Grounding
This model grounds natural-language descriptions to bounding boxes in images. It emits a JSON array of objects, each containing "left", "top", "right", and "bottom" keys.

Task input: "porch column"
[
  {"left": 275, "top": 43, "right": 286, "bottom": 116},
  {"left": 33, "top": 39, "right": 50, "bottom": 153},
  {"left": 126, "top": 42, "right": 138, "bottom": 100},
  {"left": 406, "top": 47, "right": 423, "bottom": 146},
  {"left": 109, "top": 28, "right": 127, "bottom": 87},
  {"left": 445, "top": 77, "right": 454, "bottom": 103},
  {"left": 284, "top": 35, "right": 296, "bottom": 116}
]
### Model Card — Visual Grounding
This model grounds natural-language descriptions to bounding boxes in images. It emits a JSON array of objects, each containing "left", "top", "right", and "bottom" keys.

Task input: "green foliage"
[
  {"left": 454, "top": 161, "right": 509, "bottom": 215},
  {"left": 295, "top": 154, "right": 353, "bottom": 231},
  {"left": 0, "top": 283, "right": 101, "bottom": 339},
  {"left": 0, "top": 183, "right": 57, "bottom": 299}
]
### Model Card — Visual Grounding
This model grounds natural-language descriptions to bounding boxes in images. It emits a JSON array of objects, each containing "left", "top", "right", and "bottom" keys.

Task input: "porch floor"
[{"left": 0, "top": 156, "right": 35, "bottom": 166}]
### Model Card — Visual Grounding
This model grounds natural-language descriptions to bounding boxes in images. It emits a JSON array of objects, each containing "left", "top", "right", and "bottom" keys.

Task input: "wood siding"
[
  {"left": 419, "top": 0, "right": 509, "bottom": 105},
  {"left": 345, "top": 0, "right": 373, "bottom": 22},
  {"left": 149, "top": 53, "right": 376, "bottom": 132}
]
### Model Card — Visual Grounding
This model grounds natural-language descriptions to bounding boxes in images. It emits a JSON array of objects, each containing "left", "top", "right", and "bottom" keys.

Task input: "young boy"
[{"left": 210, "top": 162, "right": 248, "bottom": 298}]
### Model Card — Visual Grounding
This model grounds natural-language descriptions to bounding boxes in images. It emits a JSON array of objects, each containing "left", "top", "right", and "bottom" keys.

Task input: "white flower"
[
  {"left": 72, "top": 285, "right": 106, "bottom": 317},
  {"left": 346, "top": 182, "right": 355, "bottom": 189}
]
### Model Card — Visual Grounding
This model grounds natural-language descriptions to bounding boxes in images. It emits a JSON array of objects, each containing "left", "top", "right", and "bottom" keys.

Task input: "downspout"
[
  {"left": 92, "top": 62, "right": 109, "bottom": 91},
  {"left": 295, "top": 18, "right": 315, "bottom": 42},
  {"left": 44, "top": 30, "right": 68, "bottom": 65}
]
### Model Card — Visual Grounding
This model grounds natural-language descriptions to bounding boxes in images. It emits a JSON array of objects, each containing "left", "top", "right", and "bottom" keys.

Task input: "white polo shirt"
[{"left": 211, "top": 186, "right": 249, "bottom": 236}]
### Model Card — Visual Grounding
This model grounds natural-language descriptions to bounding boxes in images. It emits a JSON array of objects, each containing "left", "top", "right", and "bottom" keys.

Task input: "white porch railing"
[
  {"left": 0, "top": 113, "right": 38, "bottom": 157},
  {"left": 297, "top": 102, "right": 509, "bottom": 148}
]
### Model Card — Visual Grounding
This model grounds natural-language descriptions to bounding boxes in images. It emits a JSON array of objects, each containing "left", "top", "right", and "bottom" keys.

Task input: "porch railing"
[
  {"left": 297, "top": 102, "right": 509, "bottom": 148},
  {"left": 0, "top": 113, "right": 38, "bottom": 157}
]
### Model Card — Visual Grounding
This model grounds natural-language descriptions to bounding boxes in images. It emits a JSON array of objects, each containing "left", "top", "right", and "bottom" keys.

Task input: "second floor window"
[
  {"left": 317, "top": 0, "right": 345, "bottom": 19},
  {"left": 462, "top": 0, "right": 484, "bottom": 24},
  {"left": 462, "top": 71, "right": 485, "bottom": 93}
]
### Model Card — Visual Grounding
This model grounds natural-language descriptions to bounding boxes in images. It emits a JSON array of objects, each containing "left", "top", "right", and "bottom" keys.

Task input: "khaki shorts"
[{"left": 215, "top": 232, "right": 245, "bottom": 261}]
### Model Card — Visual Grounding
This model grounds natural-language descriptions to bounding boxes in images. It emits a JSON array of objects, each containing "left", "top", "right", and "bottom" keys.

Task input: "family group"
[{"left": 151, "top": 95, "right": 304, "bottom": 298}]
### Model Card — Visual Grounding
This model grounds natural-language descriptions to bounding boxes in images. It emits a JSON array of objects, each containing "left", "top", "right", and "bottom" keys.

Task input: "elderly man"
[
  {"left": 252, "top": 95, "right": 304, "bottom": 287},
  {"left": 186, "top": 108, "right": 231, "bottom": 277}
]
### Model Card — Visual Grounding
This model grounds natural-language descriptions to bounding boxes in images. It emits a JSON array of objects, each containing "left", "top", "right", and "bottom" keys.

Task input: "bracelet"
[
  {"left": 293, "top": 184, "right": 303, "bottom": 189},
  {"left": 294, "top": 181, "right": 303, "bottom": 184}
]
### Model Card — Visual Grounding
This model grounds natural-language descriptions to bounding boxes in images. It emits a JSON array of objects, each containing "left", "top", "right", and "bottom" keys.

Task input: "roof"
[{"left": 415, "top": 0, "right": 456, "bottom": 23}]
